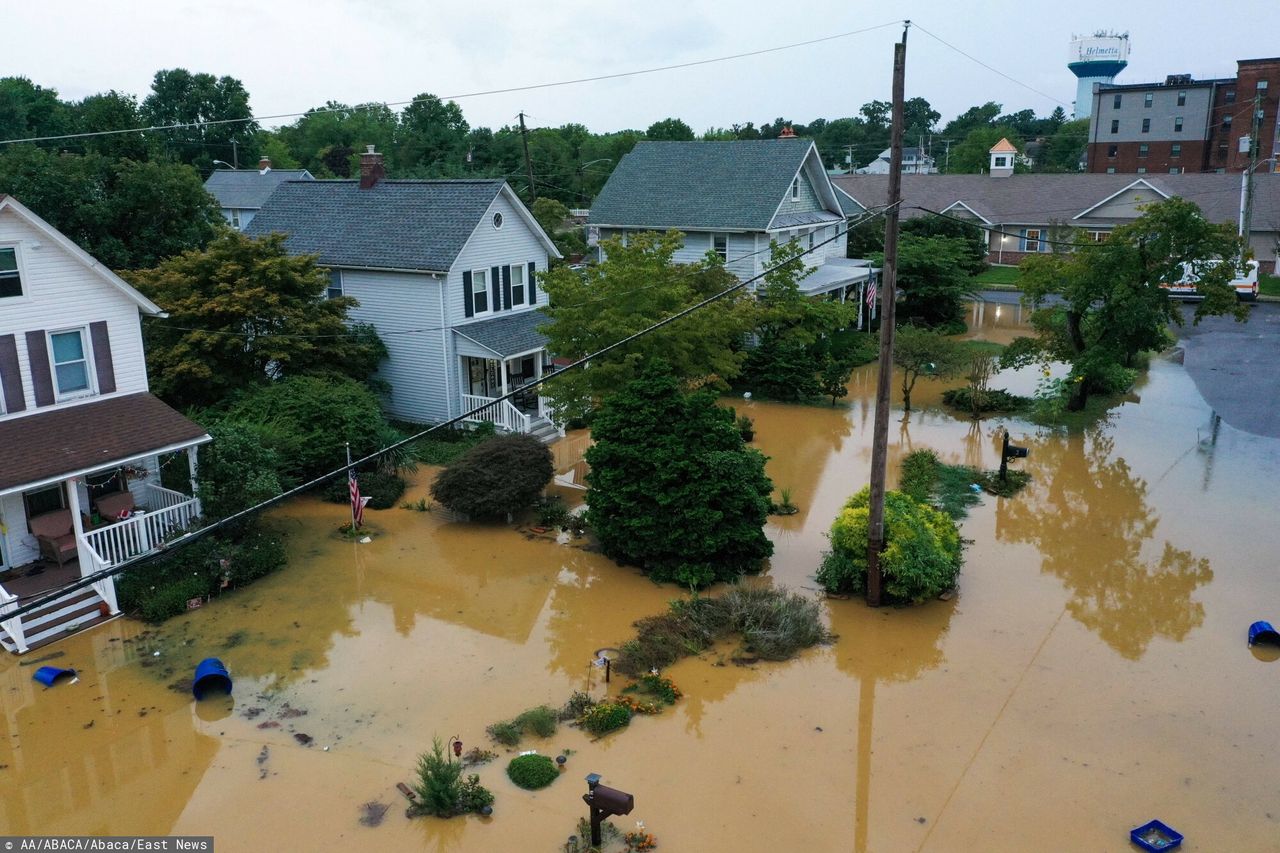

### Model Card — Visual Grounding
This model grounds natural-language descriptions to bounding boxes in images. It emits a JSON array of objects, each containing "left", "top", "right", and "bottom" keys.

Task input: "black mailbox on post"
[
  {"left": 583, "top": 773, "right": 635, "bottom": 847},
  {"left": 999, "top": 429, "right": 1029, "bottom": 482}
]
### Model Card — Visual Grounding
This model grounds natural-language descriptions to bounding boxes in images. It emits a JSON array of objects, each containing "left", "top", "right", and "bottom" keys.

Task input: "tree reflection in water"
[{"left": 996, "top": 426, "right": 1212, "bottom": 660}]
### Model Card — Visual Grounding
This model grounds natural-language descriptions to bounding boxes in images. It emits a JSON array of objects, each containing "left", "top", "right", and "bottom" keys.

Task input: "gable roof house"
[
  {"left": 588, "top": 139, "right": 876, "bottom": 300},
  {"left": 833, "top": 141, "right": 1280, "bottom": 272},
  {"left": 246, "top": 147, "right": 562, "bottom": 437},
  {"left": 204, "top": 158, "right": 314, "bottom": 231},
  {"left": 0, "top": 196, "right": 210, "bottom": 654}
]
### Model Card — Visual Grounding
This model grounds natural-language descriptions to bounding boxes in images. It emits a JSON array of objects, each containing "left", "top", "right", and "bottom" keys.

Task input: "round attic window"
[{"left": 493, "top": 212, "right": 504, "bottom": 230}]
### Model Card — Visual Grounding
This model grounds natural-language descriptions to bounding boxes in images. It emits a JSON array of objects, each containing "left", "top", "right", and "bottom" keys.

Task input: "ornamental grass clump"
[
  {"left": 486, "top": 705, "right": 558, "bottom": 746},
  {"left": 506, "top": 753, "right": 559, "bottom": 790},
  {"left": 579, "top": 701, "right": 632, "bottom": 736},
  {"left": 818, "top": 486, "right": 963, "bottom": 604}
]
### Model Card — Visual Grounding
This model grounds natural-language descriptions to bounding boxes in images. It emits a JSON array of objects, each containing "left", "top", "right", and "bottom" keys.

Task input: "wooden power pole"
[
  {"left": 866, "top": 22, "right": 909, "bottom": 607},
  {"left": 518, "top": 111, "right": 537, "bottom": 203}
]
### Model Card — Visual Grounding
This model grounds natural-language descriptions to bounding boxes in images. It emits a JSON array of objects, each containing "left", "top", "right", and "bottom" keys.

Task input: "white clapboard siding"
[
  {"left": 0, "top": 207, "right": 150, "bottom": 415},
  {"left": 446, "top": 192, "right": 554, "bottom": 329},
  {"left": 340, "top": 269, "right": 451, "bottom": 424}
]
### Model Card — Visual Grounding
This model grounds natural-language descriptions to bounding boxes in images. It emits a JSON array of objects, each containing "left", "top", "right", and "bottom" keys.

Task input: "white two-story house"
[
  {"left": 0, "top": 196, "right": 209, "bottom": 654},
  {"left": 587, "top": 139, "right": 876, "bottom": 300},
  {"left": 204, "top": 158, "right": 314, "bottom": 231},
  {"left": 247, "top": 147, "right": 562, "bottom": 438}
]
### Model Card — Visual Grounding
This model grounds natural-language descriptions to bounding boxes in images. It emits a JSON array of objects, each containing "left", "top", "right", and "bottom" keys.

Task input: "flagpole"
[{"left": 346, "top": 442, "right": 357, "bottom": 531}]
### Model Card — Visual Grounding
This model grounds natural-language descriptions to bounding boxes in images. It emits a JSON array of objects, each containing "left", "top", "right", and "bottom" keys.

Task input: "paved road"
[
  {"left": 1177, "top": 302, "right": 1280, "bottom": 438},
  {"left": 969, "top": 293, "right": 1280, "bottom": 438}
]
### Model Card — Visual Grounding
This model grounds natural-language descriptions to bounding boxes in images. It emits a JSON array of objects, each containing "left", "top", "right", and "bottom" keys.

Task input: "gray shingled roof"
[
  {"left": 831, "top": 173, "right": 1280, "bottom": 230},
  {"left": 204, "top": 169, "right": 313, "bottom": 209},
  {"left": 454, "top": 310, "right": 548, "bottom": 357},
  {"left": 588, "top": 140, "right": 815, "bottom": 230},
  {"left": 245, "top": 179, "right": 506, "bottom": 272}
]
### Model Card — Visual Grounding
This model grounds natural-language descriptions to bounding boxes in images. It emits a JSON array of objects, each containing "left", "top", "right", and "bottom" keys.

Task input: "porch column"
[
  {"left": 499, "top": 358, "right": 509, "bottom": 397},
  {"left": 534, "top": 355, "right": 544, "bottom": 418},
  {"left": 186, "top": 445, "right": 202, "bottom": 516},
  {"left": 65, "top": 477, "right": 88, "bottom": 577}
]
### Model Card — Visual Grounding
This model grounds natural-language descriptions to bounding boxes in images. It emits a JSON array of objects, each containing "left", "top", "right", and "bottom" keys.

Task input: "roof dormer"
[{"left": 989, "top": 138, "right": 1017, "bottom": 178}]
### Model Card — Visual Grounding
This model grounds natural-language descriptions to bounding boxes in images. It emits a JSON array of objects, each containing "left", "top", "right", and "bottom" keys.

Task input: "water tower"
[{"left": 1069, "top": 31, "right": 1130, "bottom": 118}]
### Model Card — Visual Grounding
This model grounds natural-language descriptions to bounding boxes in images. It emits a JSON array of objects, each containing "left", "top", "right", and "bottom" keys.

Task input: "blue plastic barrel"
[
  {"left": 1248, "top": 621, "right": 1280, "bottom": 647},
  {"left": 192, "top": 657, "right": 232, "bottom": 700},
  {"left": 32, "top": 666, "right": 76, "bottom": 687}
]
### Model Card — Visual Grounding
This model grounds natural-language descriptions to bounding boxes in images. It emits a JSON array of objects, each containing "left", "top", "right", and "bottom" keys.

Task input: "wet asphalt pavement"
[{"left": 971, "top": 291, "right": 1280, "bottom": 438}]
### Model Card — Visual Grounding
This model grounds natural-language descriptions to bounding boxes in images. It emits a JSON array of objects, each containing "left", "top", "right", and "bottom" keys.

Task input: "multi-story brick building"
[{"left": 1086, "top": 58, "right": 1280, "bottom": 174}]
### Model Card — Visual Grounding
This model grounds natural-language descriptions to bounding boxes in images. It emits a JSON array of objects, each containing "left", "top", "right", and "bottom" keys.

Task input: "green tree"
[
  {"left": 941, "top": 102, "right": 1002, "bottom": 140},
  {"left": 946, "top": 124, "right": 1024, "bottom": 174},
  {"left": 396, "top": 93, "right": 469, "bottom": 174},
  {"left": 645, "top": 118, "right": 695, "bottom": 141},
  {"left": 892, "top": 326, "right": 966, "bottom": 410},
  {"left": 129, "top": 231, "right": 387, "bottom": 407},
  {"left": 69, "top": 91, "right": 148, "bottom": 161},
  {"left": 429, "top": 435, "right": 554, "bottom": 520},
  {"left": 277, "top": 102, "right": 398, "bottom": 177},
  {"left": 872, "top": 235, "right": 974, "bottom": 329},
  {"left": 0, "top": 146, "right": 221, "bottom": 269},
  {"left": 530, "top": 197, "right": 585, "bottom": 257},
  {"left": 1007, "top": 197, "right": 1245, "bottom": 411},
  {"left": 537, "top": 230, "right": 754, "bottom": 422},
  {"left": 195, "top": 419, "right": 286, "bottom": 517},
  {"left": 140, "top": 69, "right": 258, "bottom": 167},
  {"left": 819, "top": 356, "right": 853, "bottom": 405},
  {"left": 1037, "top": 118, "right": 1089, "bottom": 173},
  {"left": 585, "top": 363, "right": 774, "bottom": 588},
  {"left": 0, "top": 77, "right": 73, "bottom": 142}
]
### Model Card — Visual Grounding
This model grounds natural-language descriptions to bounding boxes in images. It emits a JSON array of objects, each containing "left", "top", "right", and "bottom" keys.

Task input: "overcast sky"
[{"left": 6, "top": 0, "right": 1276, "bottom": 137}]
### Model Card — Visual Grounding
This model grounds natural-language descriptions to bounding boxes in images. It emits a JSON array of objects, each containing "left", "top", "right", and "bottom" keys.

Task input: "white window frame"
[
  {"left": 326, "top": 269, "right": 344, "bottom": 300},
  {"left": 469, "top": 268, "right": 491, "bottom": 316},
  {"left": 994, "top": 156, "right": 1008, "bottom": 167},
  {"left": 47, "top": 327, "right": 95, "bottom": 401},
  {"left": 1087, "top": 230, "right": 1109, "bottom": 243},
  {"left": 807, "top": 229, "right": 815, "bottom": 250},
  {"left": 228, "top": 209, "right": 242, "bottom": 229},
  {"left": 1174, "top": 117, "right": 1184, "bottom": 133},
  {"left": 1023, "top": 229, "right": 1043, "bottom": 253},
  {"left": 712, "top": 233, "right": 728, "bottom": 261},
  {"left": 791, "top": 177, "right": 799, "bottom": 200},
  {"left": 510, "top": 263, "right": 526, "bottom": 307},
  {"left": 1144, "top": 92, "right": 1153, "bottom": 108},
  {"left": 0, "top": 244, "right": 28, "bottom": 302}
]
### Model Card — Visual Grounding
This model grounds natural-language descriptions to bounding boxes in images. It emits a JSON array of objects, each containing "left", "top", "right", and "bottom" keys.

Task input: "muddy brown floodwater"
[{"left": 4, "top": 304, "right": 1280, "bottom": 851}]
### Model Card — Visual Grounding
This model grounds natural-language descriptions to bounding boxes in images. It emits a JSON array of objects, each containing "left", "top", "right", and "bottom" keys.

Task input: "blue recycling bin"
[
  {"left": 192, "top": 657, "right": 232, "bottom": 700},
  {"left": 1248, "top": 621, "right": 1280, "bottom": 646},
  {"left": 32, "top": 666, "right": 76, "bottom": 687}
]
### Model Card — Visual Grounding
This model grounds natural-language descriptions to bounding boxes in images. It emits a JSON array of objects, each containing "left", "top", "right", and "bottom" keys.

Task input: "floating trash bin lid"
[
  {"left": 192, "top": 657, "right": 232, "bottom": 700},
  {"left": 1248, "top": 621, "right": 1280, "bottom": 646},
  {"left": 1130, "top": 819, "right": 1183, "bottom": 851},
  {"left": 32, "top": 666, "right": 76, "bottom": 687}
]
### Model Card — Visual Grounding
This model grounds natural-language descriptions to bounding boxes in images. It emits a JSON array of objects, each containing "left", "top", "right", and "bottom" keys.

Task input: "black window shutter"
[
  {"left": 502, "top": 265, "right": 512, "bottom": 309},
  {"left": 490, "top": 266, "right": 501, "bottom": 312},
  {"left": 25, "top": 330, "right": 54, "bottom": 407},
  {"left": 89, "top": 321, "right": 116, "bottom": 394},
  {"left": 0, "top": 333, "right": 25, "bottom": 413},
  {"left": 528, "top": 261, "right": 537, "bottom": 304},
  {"left": 462, "top": 270, "right": 473, "bottom": 318}
]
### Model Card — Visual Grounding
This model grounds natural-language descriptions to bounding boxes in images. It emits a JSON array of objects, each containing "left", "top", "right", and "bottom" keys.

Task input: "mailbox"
[
  {"left": 1005, "top": 444, "right": 1028, "bottom": 459},
  {"left": 998, "top": 429, "right": 1029, "bottom": 483},
  {"left": 588, "top": 784, "right": 634, "bottom": 816}
]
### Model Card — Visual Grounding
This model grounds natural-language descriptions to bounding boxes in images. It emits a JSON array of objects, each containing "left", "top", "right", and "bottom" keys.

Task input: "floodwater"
[{"left": 4, "top": 304, "right": 1280, "bottom": 851}]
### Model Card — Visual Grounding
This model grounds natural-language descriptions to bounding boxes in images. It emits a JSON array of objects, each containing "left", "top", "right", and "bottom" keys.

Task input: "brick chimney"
[
  {"left": 778, "top": 125, "right": 797, "bottom": 138},
  {"left": 258, "top": 157, "right": 271, "bottom": 174},
  {"left": 359, "top": 145, "right": 385, "bottom": 189}
]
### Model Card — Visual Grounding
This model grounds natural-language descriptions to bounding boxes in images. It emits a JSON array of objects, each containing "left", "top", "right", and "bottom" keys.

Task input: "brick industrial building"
[{"left": 1086, "top": 58, "right": 1280, "bottom": 174}]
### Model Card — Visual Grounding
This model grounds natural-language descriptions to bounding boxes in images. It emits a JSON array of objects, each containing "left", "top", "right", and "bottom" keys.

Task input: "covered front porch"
[
  {"left": 454, "top": 311, "right": 558, "bottom": 438},
  {"left": 0, "top": 393, "right": 210, "bottom": 653}
]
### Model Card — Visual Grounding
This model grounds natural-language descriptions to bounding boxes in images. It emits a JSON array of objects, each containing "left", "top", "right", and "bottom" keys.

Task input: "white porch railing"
[
  {"left": 82, "top": 484, "right": 200, "bottom": 569},
  {"left": 0, "top": 585, "right": 26, "bottom": 654},
  {"left": 461, "top": 394, "right": 531, "bottom": 434}
]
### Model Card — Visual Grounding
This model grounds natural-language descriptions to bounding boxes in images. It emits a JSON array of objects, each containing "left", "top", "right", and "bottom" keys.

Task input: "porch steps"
[
  {"left": 528, "top": 416, "right": 560, "bottom": 444},
  {"left": 0, "top": 587, "right": 115, "bottom": 655}
]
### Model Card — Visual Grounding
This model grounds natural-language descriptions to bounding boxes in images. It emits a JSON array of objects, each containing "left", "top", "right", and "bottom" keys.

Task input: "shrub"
[
  {"left": 513, "top": 706, "right": 558, "bottom": 738},
  {"left": 613, "top": 586, "right": 829, "bottom": 676},
  {"left": 506, "top": 754, "right": 559, "bottom": 789},
  {"left": 414, "top": 422, "right": 496, "bottom": 465},
  {"left": 818, "top": 487, "right": 962, "bottom": 603},
  {"left": 624, "top": 674, "right": 682, "bottom": 705},
  {"left": 561, "top": 692, "right": 596, "bottom": 720},
  {"left": 486, "top": 721, "right": 521, "bottom": 747},
  {"left": 736, "top": 414, "right": 755, "bottom": 443},
  {"left": 739, "top": 337, "right": 821, "bottom": 401},
  {"left": 586, "top": 363, "right": 773, "bottom": 588},
  {"left": 430, "top": 434, "right": 554, "bottom": 519},
  {"left": 940, "top": 387, "right": 1029, "bottom": 413},
  {"left": 579, "top": 702, "right": 632, "bottom": 736},
  {"left": 412, "top": 738, "right": 463, "bottom": 816},
  {"left": 534, "top": 496, "right": 572, "bottom": 528},
  {"left": 195, "top": 418, "right": 286, "bottom": 518},
  {"left": 457, "top": 774, "right": 495, "bottom": 813},
  {"left": 324, "top": 470, "right": 406, "bottom": 509}
]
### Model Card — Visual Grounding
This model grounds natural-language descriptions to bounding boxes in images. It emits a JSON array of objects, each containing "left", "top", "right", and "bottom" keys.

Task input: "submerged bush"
[
  {"left": 818, "top": 487, "right": 962, "bottom": 603},
  {"left": 940, "top": 387, "right": 1030, "bottom": 413},
  {"left": 486, "top": 721, "right": 521, "bottom": 747},
  {"left": 506, "top": 753, "right": 559, "bottom": 789},
  {"left": 430, "top": 434, "right": 554, "bottom": 519},
  {"left": 324, "top": 470, "right": 406, "bottom": 510},
  {"left": 513, "top": 706, "right": 558, "bottom": 738},
  {"left": 613, "top": 585, "right": 830, "bottom": 677},
  {"left": 579, "top": 702, "right": 632, "bottom": 736}
]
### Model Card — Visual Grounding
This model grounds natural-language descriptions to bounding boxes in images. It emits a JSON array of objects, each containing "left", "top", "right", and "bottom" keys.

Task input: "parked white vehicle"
[{"left": 1161, "top": 259, "right": 1260, "bottom": 302}]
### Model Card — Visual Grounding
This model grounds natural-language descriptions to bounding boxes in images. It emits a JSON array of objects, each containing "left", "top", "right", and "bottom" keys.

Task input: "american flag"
[
  {"left": 349, "top": 468, "right": 366, "bottom": 528},
  {"left": 866, "top": 279, "right": 878, "bottom": 306}
]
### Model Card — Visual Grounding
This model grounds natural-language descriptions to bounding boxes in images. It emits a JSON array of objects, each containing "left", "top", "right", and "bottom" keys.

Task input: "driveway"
[{"left": 1176, "top": 302, "right": 1280, "bottom": 438}]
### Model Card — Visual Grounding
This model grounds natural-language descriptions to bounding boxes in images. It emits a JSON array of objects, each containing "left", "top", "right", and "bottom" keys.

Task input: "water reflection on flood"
[{"left": 3, "top": 305, "right": 1280, "bottom": 851}]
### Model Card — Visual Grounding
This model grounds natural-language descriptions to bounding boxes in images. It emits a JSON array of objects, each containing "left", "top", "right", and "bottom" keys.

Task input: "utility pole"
[
  {"left": 865, "top": 21, "right": 909, "bottom": 608},
  {"left": 232, "top": 139, "right": 239, "bottom": 169},
  {"left": 1240, "top": 92, "right": 1263, "bottom": 242},
  {"left": 518, "top": 111, "right": 537, "bottom": 203},
  {"left": 943, "top": 138, "right": 952, "bottom": 174}
]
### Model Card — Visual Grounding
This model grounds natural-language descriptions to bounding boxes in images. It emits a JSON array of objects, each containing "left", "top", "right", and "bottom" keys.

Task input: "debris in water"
[
  {"left": 257, "top": 747, "right": 270, "bottom": 765},
  {"left": 815, "top": 727, "right": 823, "bottom": 732},
  {"left": 359, "top": 800, "right": 390, "bottom": 827},
  {"left": 18, "top": 650, "right": 66, "bottom": 667},
  {"left": 294, "top": 733, "right": 314, "bottom": 746},
  {"left": 359, "top": 536, "right": 372, "bottom": 544},
  {"left": 278, "top": 704, "right": 307, "bottom": 719},
  {"left": 396, "top": 782, "right": 417, "bottom": 802},
  {"left": 82, "top": 721, "right": 94, "bottom": 729},
  {"left": 257, "top": 721, "right": 281, "bottom": 730},
  {"left": 939, "top": 590, "right": 955, "bottom": 601},
  {"left": 243, "top": 707, "right": 265, "bottom": 719}
]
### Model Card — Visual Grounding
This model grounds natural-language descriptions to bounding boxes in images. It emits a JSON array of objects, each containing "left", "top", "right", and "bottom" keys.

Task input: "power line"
[
  {"left": 912, "top": 23, "right": 1069, "bottom": 108},
  {"left": 0, "top": 21, "right": 906, "bottom": 147},
  {"left": 3, "top": 204, "right": 895, "bottom": 622}
]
